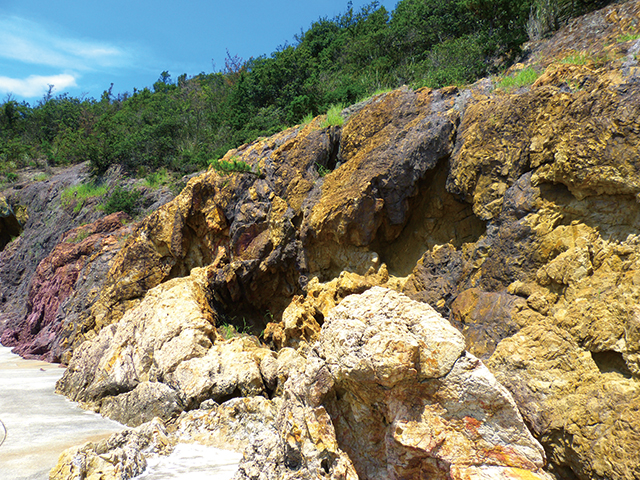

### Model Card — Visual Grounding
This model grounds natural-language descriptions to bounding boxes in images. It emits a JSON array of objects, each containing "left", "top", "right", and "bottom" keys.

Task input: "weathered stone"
[
  {"left": 0, "top": 213, "right": 133, "bottom": 362},
  {"left": 264, "top": 266, "right": 393, "bottom": 350},
  {"left": 100, "top": 382, "right": 183, "bottom": 427},
  {"left": 0, "top": 163, "right": 175, "bottom": 362},
  {"left": 0, "top": 194, "right": 23, "bottom": 251},
  {"left": 174, "top": 396, "right": 280, "bottom": 452},
  {"left": 56, "top": 267, "right": 271, "bottom": 421},
  {"left": 489, "top": 322, "right": 640, "bottom": 480},
  {"left": 50, "top": 418, "right": 172, "bottom": 480},
  {"left": 237, "top": 288, "right": 552, "bottom": 480},
  {"left": 450, "top": 288, "right": 536, "bottom": 359},
  {"left": 0, "top": 163, "right": 104, "bottom": 340}
]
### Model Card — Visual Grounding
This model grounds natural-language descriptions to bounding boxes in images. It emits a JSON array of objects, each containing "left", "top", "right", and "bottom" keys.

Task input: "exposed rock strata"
[
  {"left": 0, "top": 163, "right": 104, "bottom": 336},
  {"left": 85, "top": 86, "right": 475, "bottom": 341},
  {"left": 0, "top": 212, "right": 133, "bottom": 362},
  {"left": 0, "top": 163, "right": 175, "bottom": 360},
  {"left": 8, "top": 4, "right": 640, "bottom": 480},
  {"left": 489, "top": 322, "right": 640, "bottom": 480}
]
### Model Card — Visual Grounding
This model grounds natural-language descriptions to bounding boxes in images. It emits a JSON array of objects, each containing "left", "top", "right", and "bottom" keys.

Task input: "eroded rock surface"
[
  {"left": 236, "top": 287, "right": 552, "bottom": 480},
  {"left": 56, "top": 266, "right": 275, "bottom": 423},
  {"left": 0, "top": 163, "right": 175, "bottom": 361},
  {"left": 489, "top": 322, "right": 640, "bottom": 480},
  {"left": 10, "top": 4, "right": 640, "bottom": 480},
  {"left": 0, "top": 212, "right": 133, "bottom": 362},
  {"left": 50, "top": 418, "right": 172, "bottom": 480}
]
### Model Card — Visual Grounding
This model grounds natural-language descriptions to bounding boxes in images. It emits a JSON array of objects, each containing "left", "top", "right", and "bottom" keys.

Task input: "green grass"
[
  {"left": 315, "top": 162, "right": 331, "bottom": 177},
  {"left": 559, "top": 52, "right": 590, "bottom": 65},
  {"left": 301, "top": 112, "right": 314, "bottom": 126},
  {"left": 144, "top": 168, "right": 171, "bottom": 188},
  {"left": 217, "top": 317, "right": 252, "bottom": 340},
  {"left": 209, "top": 156, "right": 261, "bottom": 177},
  {"left": 322, "top": 104, "right": 345, "bottom": 128},
  {"left": 559, "top": 51, "right": 611, "bottom": 67},
  {"left": 32, "top": 173, "right": 49, "bottom": 182},
  {"left": 61, "top": 182, "right": 109, "bottom": 213},
  {"left": 617, "top": 33, "right": 640, "bottom": 43},
  {"left": 496, "top": 67, "right": 540, "bottom": 90},
  {"left": 67, "top": 229, "right": 90, "bottom": 243}
]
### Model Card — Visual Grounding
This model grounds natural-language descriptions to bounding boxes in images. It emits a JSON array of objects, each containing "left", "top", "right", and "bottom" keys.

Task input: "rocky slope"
[{"left": 2, "top": 2, "right": 640, "bottom": 479}]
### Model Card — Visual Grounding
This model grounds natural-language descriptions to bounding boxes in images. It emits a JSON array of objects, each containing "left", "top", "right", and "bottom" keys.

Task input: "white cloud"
[
  {"left": 0, "top": 74, "right": 77, "bottom": 98},
  {"left": 0, "top": 16, "right": 136, "bottom": 71}
]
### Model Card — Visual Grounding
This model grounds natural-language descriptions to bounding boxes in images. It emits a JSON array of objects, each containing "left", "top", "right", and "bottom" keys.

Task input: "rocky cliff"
[{"left": 2, "top": 2, "right": 640, "bottom": 479}]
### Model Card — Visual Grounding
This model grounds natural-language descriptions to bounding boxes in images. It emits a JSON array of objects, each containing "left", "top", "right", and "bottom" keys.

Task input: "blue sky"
[{"left": 0, "top": 0, "right": 398, "bottom": 103}]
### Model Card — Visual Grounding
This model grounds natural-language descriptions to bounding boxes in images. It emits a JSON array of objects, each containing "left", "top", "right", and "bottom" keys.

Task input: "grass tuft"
[
  {"left": 61, "top": 182, "right": 109, "bottom": 213},
  {"left": 497, "top": 67, "right": 539, "bottom": 90},
  {"left": 322, "top": 104, "right": 344, "bottom": 128}
]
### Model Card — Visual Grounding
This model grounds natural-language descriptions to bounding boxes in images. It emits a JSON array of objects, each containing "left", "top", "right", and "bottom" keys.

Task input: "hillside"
[
  {"left": 2, "top": 1, "right": 640, "bottom": 479},
  {"left": 0, "top": 0, "right": 611, "bottom": 184}
]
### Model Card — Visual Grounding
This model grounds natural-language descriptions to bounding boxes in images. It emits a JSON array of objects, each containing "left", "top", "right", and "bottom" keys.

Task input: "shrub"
[
  {"left": 145, "top": 168, "right": 171, "bottom": 188},
  {"left": 102, "top": 186, "right": 141, "bottom": 215},
  {"left": 209, "top": 156, "right": 261, "bottom": 176}
]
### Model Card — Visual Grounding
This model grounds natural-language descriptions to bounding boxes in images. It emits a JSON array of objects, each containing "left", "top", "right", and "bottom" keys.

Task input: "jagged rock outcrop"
[
  {"left": 263, "top": 267, "right": 396, "bottom": 350},
  {"left": 489, "top": 322, "right": 640, "bottom": 480},
  {"left": 236, "top": 287, "right": 552, "bottom": 480},
  {"left": 50, "top": 418, "right": 172, "bottom": 480},
  {"left": 83, "top": 86, "right": 481, "bottom": 343},
  {"left": 6, "top": 4, "right": 640, "bottom": 480},
  {"left": 50, "top": 397, "right": 276, "bottom": 480},
  {"left": 0, "top": 163, "right": 104, "bottom": 337},
  {"left": 0, "top": 213, "right": 133, "bottom": 362},
  {"left": 0, "top": 163, "right": 175, "bottom": 361},
  {"left": 56, "top": 266, "right": 276, "bottom": 423}
]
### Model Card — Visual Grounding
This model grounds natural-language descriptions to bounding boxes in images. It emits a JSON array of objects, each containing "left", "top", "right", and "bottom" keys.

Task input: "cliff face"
[{"left": 3, "top": 2, "right": 640, "bottom": 479}]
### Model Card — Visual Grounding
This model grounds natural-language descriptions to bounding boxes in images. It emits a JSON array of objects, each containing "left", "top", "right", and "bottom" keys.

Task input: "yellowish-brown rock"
[
  {"left": 237, "top": 288, "right": 553, "bottom": 480},
  {"left": 489, "top": 322, "right": 640, "bottom": 480},
  {"left": 56, "top": 267, "right": 272, "bottom": 422}
]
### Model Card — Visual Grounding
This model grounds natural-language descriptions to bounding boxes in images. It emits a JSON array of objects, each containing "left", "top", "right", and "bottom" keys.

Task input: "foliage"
[
  {"left": 559, "top": 51, "right": 611, "bottom": 67},
  {"left": 497, "top": 67, "right": 540, "bottom": 89},
  {"left": 217, "top": 317, "right": 252, "bottom": 339},
  {"left": 0, "top": 0, "right": 617, "bottom": 181},
  {"left": 61, "top": 182, "right": 109, "bottom": 213},
  {"left": 527, "top": 0, "right": 612, "bottom": 39},
  {"left": 102, "top": 186, "right": 141, "bottom": 216},
  {"left": 209, "top": 156, "right": 261, "bottom": 176},
  {"left": 322, "top": 104, "right": 345, "bottom": 127},
  {"left": 618, "top": 33, "right": 640, "bottom": 43},
  {"left": 67, "top": 229, "right": 90, "bottom": 243},
  {"left": 144, "top": 167, "right": 171, "bottom": 188},
  {"left": 301, "top": 112, "right": 314, "bottom": 126},
  {"left": 61, "top": 182, "right": 108, "bottom": 205},
  {"left": 316, "top": 162, "right": 332, "bottom": 177}
]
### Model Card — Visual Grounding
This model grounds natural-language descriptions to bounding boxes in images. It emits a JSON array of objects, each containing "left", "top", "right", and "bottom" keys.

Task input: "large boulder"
[
  {"left": 236, "top": 287, "right": 552, "bottom": 480},
  {"left": 55, "top": 267, "right": 272, "bottom": 423},
  {"left": 50, "top": 418, "right": 172, "bottom": 480}
]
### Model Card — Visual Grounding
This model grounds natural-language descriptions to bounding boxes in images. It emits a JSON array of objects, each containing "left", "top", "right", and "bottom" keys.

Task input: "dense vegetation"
[{"left": 0, "top": 0, "right": 612, "bottom": 184}]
